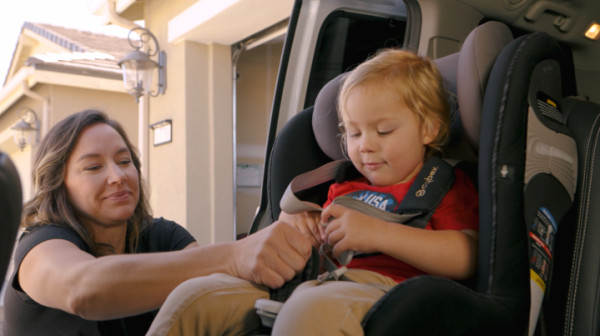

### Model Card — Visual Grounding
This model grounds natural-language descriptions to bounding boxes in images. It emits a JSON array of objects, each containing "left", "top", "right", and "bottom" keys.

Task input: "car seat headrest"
[
  {"left": 311, "top": 21, "right": 513, "bottom": 161},
  {"left": 312, "top": 74, "right": 345, "bottom": 160},
  {"left": 432, "top": 53, "right": 461, "bottom": 148},
  {"left": 457, "top": 21, "right": 514, "bottom": 152}
]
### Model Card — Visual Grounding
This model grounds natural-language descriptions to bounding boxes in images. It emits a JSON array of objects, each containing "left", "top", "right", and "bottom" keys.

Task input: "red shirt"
[{"left": 323, "top": 169, "right": 479, "bottom": 283}]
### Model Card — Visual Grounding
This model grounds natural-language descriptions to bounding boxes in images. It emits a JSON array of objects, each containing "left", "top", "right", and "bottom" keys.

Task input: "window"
[{"left": 304, "top": 12, "right": 407, "bottom": 107}]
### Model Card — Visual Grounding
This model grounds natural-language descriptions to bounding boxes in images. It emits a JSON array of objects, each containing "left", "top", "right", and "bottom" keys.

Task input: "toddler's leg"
[
  {"left": 271, "top": 270, "right": 395, "bottom": 335},
  {"left": 147, "top": 273, "right": 269, "bottom": 336}
]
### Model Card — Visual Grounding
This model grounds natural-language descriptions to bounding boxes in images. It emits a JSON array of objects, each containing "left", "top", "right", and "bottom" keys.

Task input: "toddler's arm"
[{"left": 321, "top": 204, "right": 478, "bottom": 280}]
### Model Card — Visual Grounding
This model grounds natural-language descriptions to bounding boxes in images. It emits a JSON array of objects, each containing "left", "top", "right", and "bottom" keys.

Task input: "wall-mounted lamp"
[
  {"left": 11, "top": 108, "right": 39, "bottom": 151},
  {"left": 118, "top": 27, "right": 166, "bottom": 102}
]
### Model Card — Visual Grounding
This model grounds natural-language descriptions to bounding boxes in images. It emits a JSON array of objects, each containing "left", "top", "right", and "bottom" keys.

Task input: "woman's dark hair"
[{"left": 22, "top": 109, "right": 152, "bottom": 256}]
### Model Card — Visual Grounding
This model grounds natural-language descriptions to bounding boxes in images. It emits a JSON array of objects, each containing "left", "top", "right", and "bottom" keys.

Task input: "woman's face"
[{"left": 64, "top": 123, "right": 140, "bottom": 228}]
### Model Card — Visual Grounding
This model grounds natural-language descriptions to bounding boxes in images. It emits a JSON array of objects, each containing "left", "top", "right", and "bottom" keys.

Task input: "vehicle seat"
[
  {"left": 0, "top": 152, "right": 22, "bottom": 284},
  {"left": 541, "top": 97, "right": 600, "bottom": 335}
]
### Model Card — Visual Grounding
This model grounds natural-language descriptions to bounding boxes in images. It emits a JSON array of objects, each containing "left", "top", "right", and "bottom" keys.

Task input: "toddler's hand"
[{"left": 321, "top": 204, "right": 380, "bottom": 257}]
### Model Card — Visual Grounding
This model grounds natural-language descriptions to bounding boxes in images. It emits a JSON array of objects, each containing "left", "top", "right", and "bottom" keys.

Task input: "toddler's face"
[{"left": 342, "top": 87, "right": 435, "bottom": 186}]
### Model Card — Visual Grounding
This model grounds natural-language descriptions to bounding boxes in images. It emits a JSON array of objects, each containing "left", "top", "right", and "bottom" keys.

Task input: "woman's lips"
[{"left": 105, "top": 190, "right": 131, "bottom": 201}]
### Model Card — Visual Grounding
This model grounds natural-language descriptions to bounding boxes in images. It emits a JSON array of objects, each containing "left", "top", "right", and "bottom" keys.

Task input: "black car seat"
[
  {"left": 0, "top": 152, "right": 22, "bottom": 284},
  {"left": 250, "top": 21, "right": 578, "bottom": 334},
  {"left": 363, "top": 30, "right": 578, "bottom": 335}
]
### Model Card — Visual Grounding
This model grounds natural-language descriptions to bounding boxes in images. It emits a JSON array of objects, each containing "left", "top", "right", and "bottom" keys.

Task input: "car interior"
[{"left": 249, "top": 0, "right": 600, "bottom": 335}]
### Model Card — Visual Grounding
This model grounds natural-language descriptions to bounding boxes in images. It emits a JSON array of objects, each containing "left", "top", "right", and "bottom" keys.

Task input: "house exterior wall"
[
  {"left": 144, "top": 0, "right": 235, "bottom": 243},
  {"left": 124, "top": 0, "right": 288, "bottom": 243},
  {"left": 0, "top": 84, "right": 137, "bottom": 201}
]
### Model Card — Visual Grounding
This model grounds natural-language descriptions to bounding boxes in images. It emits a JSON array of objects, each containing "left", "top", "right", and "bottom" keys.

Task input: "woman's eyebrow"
[
  {"left": 115, "top": 147, "right": 131, "bottom": 155},
  {"left": 76, "top": 147, "right": 129, "bottom": 162},
  {"left": 75, "top": 153, "right": 101, "bottom": 163}
]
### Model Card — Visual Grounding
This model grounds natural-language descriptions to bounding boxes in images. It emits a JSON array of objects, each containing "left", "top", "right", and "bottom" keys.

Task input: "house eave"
[
  {"left": 168, "top": 0, "right": 293, "bottom": 45},
  {"left": 0, "top": 66, "right": 126, "bottom": 117}
]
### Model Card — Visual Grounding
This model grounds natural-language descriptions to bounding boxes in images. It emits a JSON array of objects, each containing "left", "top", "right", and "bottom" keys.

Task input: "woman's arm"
[
  {"left": 18, "top": 221, "right": 312, "bottom": 320},
  {"left": 321, "top": 204, "right": 478, "bottom": 280}
]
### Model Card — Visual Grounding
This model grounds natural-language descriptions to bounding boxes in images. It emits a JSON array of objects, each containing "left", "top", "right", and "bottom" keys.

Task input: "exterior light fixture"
[
  {"left": 11, "top": 108, "right": 39, "bottom": 151},
  {"left": 118, "top": 27, "right": 166, "bottom": 102}
]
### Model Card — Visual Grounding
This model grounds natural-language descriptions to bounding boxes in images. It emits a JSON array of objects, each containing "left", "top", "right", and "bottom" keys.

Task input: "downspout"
[
  {"left": 21, "top": 82, "right": 49, "bottom": 137},
  {"left": 103, "top": 0, "right": 149, "bottom": 180}
]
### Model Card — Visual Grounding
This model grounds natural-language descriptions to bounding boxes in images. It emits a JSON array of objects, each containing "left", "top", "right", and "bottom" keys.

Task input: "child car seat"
[
  {"left": 0, "top": 152, "right": 22, "bottom": 284},
  {"left": 251, "top": 21, "right": 578, "bottom": 334},
  {"left": 252, "top": 19, "right": 513, "bottom": 330},
  {"left": 363, "top": 30, "right": 577, "bottom": 335}
]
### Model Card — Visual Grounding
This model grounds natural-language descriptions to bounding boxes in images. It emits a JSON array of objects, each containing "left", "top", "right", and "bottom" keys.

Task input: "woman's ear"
[{"left": 422, "top": 119, "right": 440, "bottom": 145}]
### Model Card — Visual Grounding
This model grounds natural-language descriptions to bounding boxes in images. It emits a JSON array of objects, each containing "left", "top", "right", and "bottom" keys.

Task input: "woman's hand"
[
  {"left": 231, "top": 221, "right": 313, "bottom": 288},
  {"left": 279, "top": 208, "right": 324, "bottom": 247}
]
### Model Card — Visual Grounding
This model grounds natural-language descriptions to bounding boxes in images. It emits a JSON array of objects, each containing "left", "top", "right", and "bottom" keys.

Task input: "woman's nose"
[{"left": 107, "top": 162, "right": 126, "bottom": 184}]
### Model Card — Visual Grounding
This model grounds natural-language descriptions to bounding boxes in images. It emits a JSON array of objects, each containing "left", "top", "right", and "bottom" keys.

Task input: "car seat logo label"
[
  {"left": 416, "top": 165, "right": 438, "bottom": 197},
  {"left": 346, "top": 190, "right": 398, "bottom": 212}
]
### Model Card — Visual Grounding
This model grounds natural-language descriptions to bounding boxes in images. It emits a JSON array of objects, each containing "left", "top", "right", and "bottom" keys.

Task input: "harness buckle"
[{"left": 316, "top": 266, "right": 348, "bottom": 285}]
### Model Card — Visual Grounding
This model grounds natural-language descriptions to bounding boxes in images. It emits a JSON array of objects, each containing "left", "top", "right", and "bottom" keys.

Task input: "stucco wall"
[{"left": 145, "top": 0, "right": 235, "bottom": 244}]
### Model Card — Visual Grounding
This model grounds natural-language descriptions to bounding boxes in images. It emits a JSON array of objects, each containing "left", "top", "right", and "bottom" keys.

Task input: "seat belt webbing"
[{"left": 280, "top": 157, "right": 455, "bottom": 229}]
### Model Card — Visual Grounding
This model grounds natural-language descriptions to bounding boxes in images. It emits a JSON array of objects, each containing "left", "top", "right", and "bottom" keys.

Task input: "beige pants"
[{"left": 147, "top": 270, "right": 396, "bottom": 336}]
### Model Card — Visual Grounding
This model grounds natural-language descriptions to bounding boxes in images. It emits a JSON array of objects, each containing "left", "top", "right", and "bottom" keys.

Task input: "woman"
[{"left": 3, "top": 109, "right": 312, "bottom": 336}]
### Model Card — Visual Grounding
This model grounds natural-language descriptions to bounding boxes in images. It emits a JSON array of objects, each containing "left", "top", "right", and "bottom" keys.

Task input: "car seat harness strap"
[
  {"left": 280, "top": 156, "right": 455, "bottom": 229},
  {"left": 279, "top": 156, "right": 455, "bottom": 283}
]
